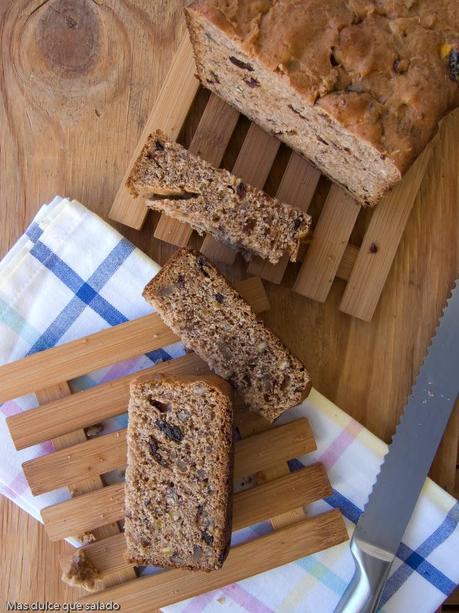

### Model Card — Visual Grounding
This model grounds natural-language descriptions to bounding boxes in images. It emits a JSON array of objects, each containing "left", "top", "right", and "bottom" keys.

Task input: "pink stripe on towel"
[{"left": 317, "top": 419, "right": 363, "bottom": 470}]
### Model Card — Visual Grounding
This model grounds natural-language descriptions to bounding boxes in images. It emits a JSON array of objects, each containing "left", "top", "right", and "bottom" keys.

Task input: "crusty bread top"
[
  {"left": 188, "top": 0, "right": 459, "bottom": 172},
  {"left": 131, "top": 372, "right": 233, "bottom": 400}
]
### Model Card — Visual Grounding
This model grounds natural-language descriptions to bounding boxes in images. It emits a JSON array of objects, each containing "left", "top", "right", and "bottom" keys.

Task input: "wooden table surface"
[{"left": 1, "top": 0, "right": 458, "bottom": 608}]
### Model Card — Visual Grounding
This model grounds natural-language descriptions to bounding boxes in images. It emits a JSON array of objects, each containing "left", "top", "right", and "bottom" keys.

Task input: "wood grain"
[
  {"left": 293, "top": 185, "right": 360, "bottom": 302},
  {"left": 0, "top": 0, "right": 457, "bottom": 607},
  {"left": 340, "top": 145, "right": 433, "bottom": 321},
  {"left": 79, "top": 511, "right": 347, "bottom": 610},
  {"left": 24, "top": 417, "right": 315, "bottom": 495},
  {"left": 1, "top": 276, "right": 267, "bottom": 405},
  {"left": 42, "top": 465, "right": 329, "bottom": 541},
  {"left": 0, "top": 496, "right": 84, "bottom": 603}
]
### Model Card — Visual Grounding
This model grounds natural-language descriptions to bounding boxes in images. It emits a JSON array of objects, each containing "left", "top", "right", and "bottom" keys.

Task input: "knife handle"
[{"left": 334, "top": 535, "right": 394, "bottom": 613}]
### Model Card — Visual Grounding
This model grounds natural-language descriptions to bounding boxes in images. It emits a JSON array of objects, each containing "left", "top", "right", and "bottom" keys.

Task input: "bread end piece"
[{"left": 185, "top": 2, "right": 409, "bottom": 206}]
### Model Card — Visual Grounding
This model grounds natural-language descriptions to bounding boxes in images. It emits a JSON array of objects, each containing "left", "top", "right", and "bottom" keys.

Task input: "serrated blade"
[{"left": 356, "top": 280, "right": 459, "bottom": 555}]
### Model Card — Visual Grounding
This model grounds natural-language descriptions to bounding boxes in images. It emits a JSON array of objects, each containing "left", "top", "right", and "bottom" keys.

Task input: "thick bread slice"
[
  {"left": 143, "top": 248, "right": 311, "bottom": 421},
  {"left": 125, "top": 373, "right": 233, "bottom": 571},
  {"left": 127, "top": 131, "right": 310, "bottom": 264}
]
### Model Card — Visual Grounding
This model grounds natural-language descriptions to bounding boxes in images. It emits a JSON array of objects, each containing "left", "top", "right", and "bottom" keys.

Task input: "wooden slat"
[
  {"left": 8, "top": 277, "right": 267, "bottom": 451},
  {"left": 336, "top": 244, "right": 359, "bottom": 282},
  {"left": 276, "top": 239, "right": 359, "bottom": 283},
  {"left": 79, "top": 511, "right": 347, "bottom": 610},
  {"left": 37, "top": 385, "right": 136, "bottom": 588},
  {"left": 25, "top": 430, "right": 127, "bottom": 496},
  {"left": 247, "top": 153, "right": 320, "bottom": 283},
  {"left": 8, "top": 353, "right": 207, "bottom": 451},
  {"left": 0, "top": 314, "right": 177, "bottom": 404},
  {"left": 234, "top": 418, "right": 315, "bottom": 478},
  {"left": 340, "top": 146, "right": 433, "bottom": 320},
  {"left": 154, "top": 94, "right": 239, "bottom": 245},
  {"left": 235, "top": 400, "right": 304, "bottom": 530},
  {"left": 61, "top": 465, "right": 330, "bottom": 577},
  {"left": 430, "top": 397, "right": 459, "bottom": 494},
  {"left": 43, "top": 483, "right": 124, "bottom": 541},
  {"left": 200, "top": 124, "right": 280, "bottom": 264},
  {"left": 0, "top": 276, "right": 267, "bottom": 405},
  {"left": 24, "top": 418, "right": 315, "bottom": 495},
  {"left": 43, "top": 465, "right": 330, "bottom": 542},
  {"left": 293, "top": 184, "right": 360, "bottom": 301},
  {"left": 109, "top": 33, "right": 199, "bottom": 229}
]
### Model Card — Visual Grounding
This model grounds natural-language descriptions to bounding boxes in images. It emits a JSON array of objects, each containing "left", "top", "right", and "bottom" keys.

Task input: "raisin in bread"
[
  {"left": 185, "top": 0, "right": 459, "bottom": 206},
  {"left": 127, "top": 131, "right": 310, "bottom": 264},
  {"left": 125, "top": 374, "right": 233, "bottom": 571},
  {"left": 143, "top": 249, "right": 311, "bottom": 421}
]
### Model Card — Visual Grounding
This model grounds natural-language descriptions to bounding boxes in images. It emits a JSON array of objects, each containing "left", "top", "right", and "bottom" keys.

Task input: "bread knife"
[{"left": 335, "top": 280, "right": 459, "bottom": 613}]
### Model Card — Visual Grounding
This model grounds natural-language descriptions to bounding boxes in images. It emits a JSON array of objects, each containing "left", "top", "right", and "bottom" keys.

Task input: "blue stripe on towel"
[
  {"left": 27, "top": 238, "right": 170, "bottom": 363},
  {"left": 290, "top": 460, "right": 457, "bottom": 600}
]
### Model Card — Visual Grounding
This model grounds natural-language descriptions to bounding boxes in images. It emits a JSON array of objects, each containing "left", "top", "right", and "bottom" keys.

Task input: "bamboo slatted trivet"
[
  {"left": 109, "top": 33, "right": 433, "bottom": 322},
  {"left": 3, "top": 277, "right": 347, "bottom": 611}
]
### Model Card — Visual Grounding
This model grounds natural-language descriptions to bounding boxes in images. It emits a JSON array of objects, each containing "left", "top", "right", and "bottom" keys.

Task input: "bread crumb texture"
[
  {"left": 124, "top": 374, "right": 233, "bottom": 571},
  {"left": 143, "top": 248, "right": 312, "bottom": 421},
  {"left": 127, "top": 131, "right": 310, "bottom": 264}
]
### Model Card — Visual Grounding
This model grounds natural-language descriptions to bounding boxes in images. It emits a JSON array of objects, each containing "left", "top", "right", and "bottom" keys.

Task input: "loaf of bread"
[
  {"left": 185, "top": 0, "right": 459, "bottom": 206},
  {"left": 125, "top": 374, "right": 233, "bottom": 571},
  {"left": 127, "top": 131, "right": 310, "bottom": 264},
  {"left": 143, "top": 249, "right": 311, "bottom": 421}
]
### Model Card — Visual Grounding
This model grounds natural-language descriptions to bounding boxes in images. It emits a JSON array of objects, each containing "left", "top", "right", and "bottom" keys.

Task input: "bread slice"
[
  {"left": 143, "top": 249, "right": 311, "bottom": 421},
  {"left": 126, "top": 131, "right": 310, "bottom": 264},
  {"left": 185, "top": 1, "right": 459, "bottom": 206},
  {"left": 125, "top": 374, "right": 233, "bottom": 571}
]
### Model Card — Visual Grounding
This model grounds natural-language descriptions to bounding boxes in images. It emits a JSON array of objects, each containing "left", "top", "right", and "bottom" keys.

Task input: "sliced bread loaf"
[
  {"left": 127, "top": 131, "right": 310, "bottom": 264},
  {"left": 185, "top": 1, "right": 459, "bottom": 206},
  {"left": 143, "top": 249, "right": 311, "bottom": 421},
  {"left": 125, "top": 373, "right": 233, "bottom": 571}
]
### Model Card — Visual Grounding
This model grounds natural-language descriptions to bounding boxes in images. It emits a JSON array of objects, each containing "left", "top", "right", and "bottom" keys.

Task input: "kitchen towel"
[{"left": 0, "top": 196, "right": 457, "bottom": 612}]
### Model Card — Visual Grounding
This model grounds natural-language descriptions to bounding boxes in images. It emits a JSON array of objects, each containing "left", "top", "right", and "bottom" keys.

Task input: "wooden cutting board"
[
  {"left": 1, "top": 279, "right": 347, "bottom": 609},
  {"left": 109, "top": 33, "right": 432, "bottom": 323},
  {"left": 1, "top": 0, "right": 458, "bottom": 607}
]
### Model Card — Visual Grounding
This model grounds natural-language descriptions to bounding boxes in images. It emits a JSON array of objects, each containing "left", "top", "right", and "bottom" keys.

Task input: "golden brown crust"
[{"left": 188, "top": 0, "right": 458, "bottom": 172}]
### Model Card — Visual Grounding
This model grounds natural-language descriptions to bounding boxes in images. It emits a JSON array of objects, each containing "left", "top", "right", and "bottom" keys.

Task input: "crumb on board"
[
  {"left": 61, "top": 549, "right": 101, "bottom": 592},
  {"left": 77, "top": 531, "right": 96, "bottom": 546},
  {"left": 85, "top": 423, "right": 104, "bottom": 438}
]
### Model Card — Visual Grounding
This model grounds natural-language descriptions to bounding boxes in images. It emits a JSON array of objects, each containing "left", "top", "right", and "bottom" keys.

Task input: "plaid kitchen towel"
[{"left": 0, "top": 197, "right": 457, "bottom": 612}]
